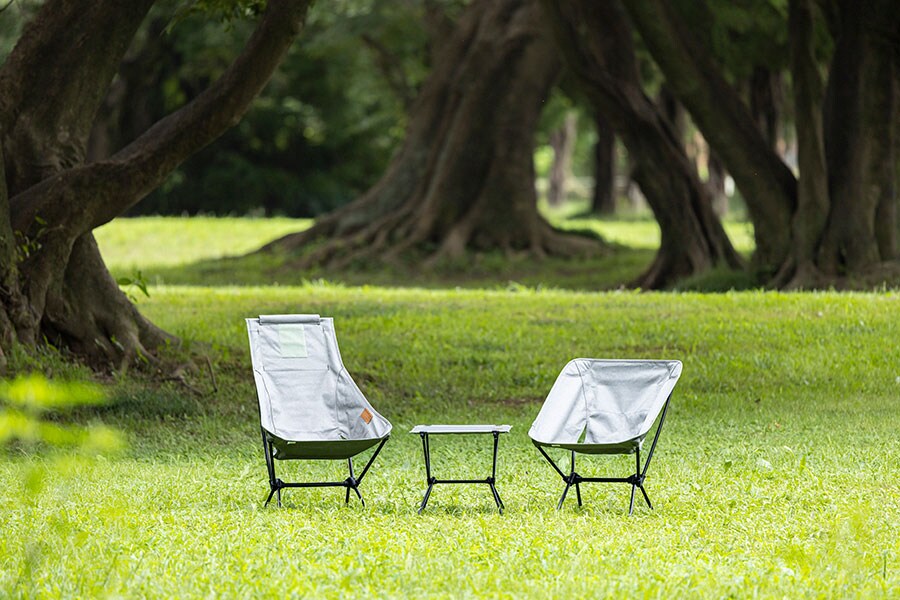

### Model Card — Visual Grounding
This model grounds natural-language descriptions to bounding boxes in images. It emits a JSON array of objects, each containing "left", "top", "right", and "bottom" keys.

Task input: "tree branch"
[
  {"left": 11, "top": 0, "right": 313, "bottom": 237},
  {"left": 0, "top": 0, "right": 155, "bottom": 192},
  {"left": 361, "top": 33, "right": 416, "bottom": 110}
]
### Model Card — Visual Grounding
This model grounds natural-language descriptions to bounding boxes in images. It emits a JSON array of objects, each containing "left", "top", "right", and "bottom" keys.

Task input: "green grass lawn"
[
  {"left": 94, "top": 215, "right": 755, "bottom": 291},
  {"left": 2, "top": 217, "right": 899, "bottom": 597}
]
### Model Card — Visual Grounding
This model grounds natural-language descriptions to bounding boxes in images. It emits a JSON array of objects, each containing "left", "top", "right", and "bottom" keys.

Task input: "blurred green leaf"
[
  {"left": 0, "top": 374, "right": 105, "bottom": 411},
  {"left": 0, "top": 374, "right": 123, "bottom": 453}
]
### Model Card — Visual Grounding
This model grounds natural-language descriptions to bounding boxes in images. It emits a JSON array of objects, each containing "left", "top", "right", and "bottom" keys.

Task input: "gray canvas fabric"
[
  {"left": 246, "top": 315, "right": 391, "bottom": 444},
  {"left": 529, "top": 359, "right": 682, "bottom": 448}
]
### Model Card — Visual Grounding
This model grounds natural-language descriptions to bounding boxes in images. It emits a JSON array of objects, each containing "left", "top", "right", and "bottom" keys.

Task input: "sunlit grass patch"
[{"left": 95, "top": 216, "right": 309, "bottom": 271}]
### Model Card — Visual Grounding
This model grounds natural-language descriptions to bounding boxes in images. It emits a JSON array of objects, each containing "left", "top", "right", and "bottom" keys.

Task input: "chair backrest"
[
  {"left": 246, "top": 314, "right": 391, "bottom": 442},
  {"left": 529, "top": 359, "right": 682, "bottom": 446}
]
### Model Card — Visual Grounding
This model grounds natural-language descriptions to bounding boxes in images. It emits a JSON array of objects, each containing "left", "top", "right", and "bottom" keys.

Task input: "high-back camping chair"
[
  {"left": 246, "top": 314, "right": 392, "bottom": 507},
  {"left": 529, "top": 359, "right": 682, "bottom": 514}
]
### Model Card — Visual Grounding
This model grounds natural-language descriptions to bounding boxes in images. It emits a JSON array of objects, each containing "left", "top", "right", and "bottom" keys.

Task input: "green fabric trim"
[
  {"left": 269, "top": 435, "right": 386, "bottom": 460},
  {"left": 531, "top": 438, "right": 642, "bottom": 455}
]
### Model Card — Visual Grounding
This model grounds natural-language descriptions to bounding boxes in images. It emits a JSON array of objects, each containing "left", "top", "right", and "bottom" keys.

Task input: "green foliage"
[
  {"left": 13, "top": 216, "right": 46, "bottom": 262},
  {"left": 533, "top": 90, "right": 599, "bottom": 181},
  {"left": 0, "top": 374, "right": 122, "bottom": 453},
  {"left": 116, "top": 269, "right": 151, "bottom": 303},
  {"left": 675, "top": 0, "right": 792, "bottom": 80},
  {"left": 131, "top": 0, "right": 424, "bottom": 217},
  {"left": 171, "top": 0, "right": 267, "bottom": 25},
  {"left": 0, "top": 0, "right": 37, "bottom": 59}
]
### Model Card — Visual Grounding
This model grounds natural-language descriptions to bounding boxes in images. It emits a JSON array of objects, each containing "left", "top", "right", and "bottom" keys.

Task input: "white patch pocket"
[{"left": 276, "top": 324, "right": 308, "bottom": 358}]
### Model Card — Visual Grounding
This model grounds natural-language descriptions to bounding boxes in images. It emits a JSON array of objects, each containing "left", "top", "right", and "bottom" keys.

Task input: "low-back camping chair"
[
  {"left": 246, "top": 314, "right": 392, "bottom": 507},
  {"left": 529, "top": 358, "right": 682, "bottom": 514}
]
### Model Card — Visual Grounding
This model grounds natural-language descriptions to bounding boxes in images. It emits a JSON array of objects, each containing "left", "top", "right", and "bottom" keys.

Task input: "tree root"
[{"left": 271, "top": 212, "right": 607, "bottom": 274}]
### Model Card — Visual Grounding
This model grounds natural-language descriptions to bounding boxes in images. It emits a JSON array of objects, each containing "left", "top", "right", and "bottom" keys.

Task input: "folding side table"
[{"left": 410, "top": 424, "right": 512, "bottom": 514}]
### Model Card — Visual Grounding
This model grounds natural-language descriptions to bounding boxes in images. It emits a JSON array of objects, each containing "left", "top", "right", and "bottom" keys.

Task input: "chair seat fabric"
[{"left": 529, "top": 358, "right": 682, "bottom": 449}]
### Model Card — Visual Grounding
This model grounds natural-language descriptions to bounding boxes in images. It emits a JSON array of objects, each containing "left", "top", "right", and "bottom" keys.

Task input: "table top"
[{"left": 410, "top": 424, "right": 512, "bottom": 435}]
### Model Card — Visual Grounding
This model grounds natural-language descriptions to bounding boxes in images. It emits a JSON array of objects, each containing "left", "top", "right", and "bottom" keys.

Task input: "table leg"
[
  {"left": 490, "top": 431, "right": 505, "bottom": 513},
  {"left": 418, "top": 432, "right": 435, "bottom": 513}
]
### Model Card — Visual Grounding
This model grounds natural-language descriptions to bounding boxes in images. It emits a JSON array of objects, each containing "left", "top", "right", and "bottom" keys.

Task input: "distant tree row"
[{"left": 268, "top": 0, "right": 897, "bottom": 289}]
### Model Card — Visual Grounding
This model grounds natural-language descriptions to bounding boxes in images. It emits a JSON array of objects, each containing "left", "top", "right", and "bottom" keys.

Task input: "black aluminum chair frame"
[
  {"left": 261, "top": 427, "right": 389, "bottom": 507},
  {"left": 417, "top": 430, "right": 505, "bottom": 514},
  {"left": 535, "top": 395, "right": 671, "bottom": 515}
]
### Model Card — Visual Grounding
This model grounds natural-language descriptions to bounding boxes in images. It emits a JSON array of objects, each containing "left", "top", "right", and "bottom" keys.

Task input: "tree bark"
[
  {"left": 1, "top": 0, "right": 312, "bottom": 368},
  {"left": 874, "top": 69, "right": 898, "bottom": 260},
  {"left": 658, "top": 86, "right": 685, "bottom": 142},
  {"left": 540, "top": 0, "right": 742, "bottom": 288},
  {"left": 777, "top": 0, "right": 830, "bottom": 286},
  {"left": 265, "top": 0, "right": 601, "bottom": 267},
  {"left": 749, "top": 66, "right": 782, "bottom": 149},
  {"left": 87, "top": 16, "right": 179, "bottom": 162},
  {"left": 0, "top": 146, "right": 19, "bottom": 369},
  {"left": 0, "top": 0, "right": 156, "bottom": 195},
  {"left": 707, "top": 151, "right": 729, "bottom": 218},
  {"left": 591, "top": 112, "right": 616, "bottom": 215},
  {"left": 547, "top": 111, "right": 577, "bottom": 206},
  {"left": 816, "top": 0, "right": 895, "bottom": 274}
]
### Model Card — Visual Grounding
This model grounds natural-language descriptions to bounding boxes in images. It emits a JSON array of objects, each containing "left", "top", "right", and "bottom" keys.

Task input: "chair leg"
[
  {"left": 346, "top": 458, "right": 355, "bottom": 504},
  {"left": 628, "top": 484, "right": 636, "bottom": 515},
  {"left": 261, "top": 428, "right": 280, "bottom": 507},
  {"left": 571, "top": 451, "right": 582, "bottom": 507},
  {"left": 628, "top": 450, "right": 641, "bottom": 515},
  {"left": 639, "top": 484, "right": 653, "bottom": 509},
  {"left": 557, "top": 482, "right": 571, "bottom": 510}
]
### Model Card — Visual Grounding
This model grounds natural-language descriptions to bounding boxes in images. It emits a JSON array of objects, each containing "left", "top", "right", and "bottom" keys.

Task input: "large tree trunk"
[
  {"left": 778, "top": 0, "right": 831, "bottom": 286},
  {"left": 875, "top": 69, "right": 898, "bottom": 260},
  {"left": 815, "top": 0, "right": 896, "bottom": 275},
  {"left": 86, "top": 16, "right": 179, "bottom": 162},
  {"left": 707, "top": 151, "right": 729, "bottom": 218},
  {"left": 264, "top": 0, "right": 602, "bottom": 267},
  {"left": 590, "top": 112, "right": 616, "bottom": 215},
  {"left": 540, "top": 0, "right": 742, "bottom": 288},
  {"left": 0, "top": 0, "right": 312, "bottom": 370},
  {"left": 749, "top": 66, "right": 782, "bottom": 149},
  {"left": 625, "top": 0, "right": 797, "bottom": 276},
  {"left": 547, "top": 111, "right": 577, "bottom": 206}
]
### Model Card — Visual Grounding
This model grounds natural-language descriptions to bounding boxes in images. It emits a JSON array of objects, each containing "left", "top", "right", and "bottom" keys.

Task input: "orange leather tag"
[{"left": 360, "top": 408, "right": 373, "bottom": 424}]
